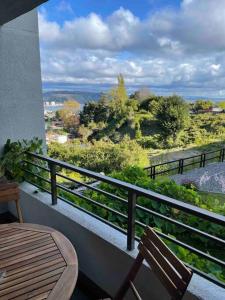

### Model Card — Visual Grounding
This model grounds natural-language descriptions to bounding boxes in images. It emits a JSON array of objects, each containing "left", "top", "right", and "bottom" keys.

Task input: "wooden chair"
[
  {"left": 112, "top": 226, "right": 193, "bottom": 300},
  {"left": 0, "top": 181, "right": 23, "bottom": 223}
]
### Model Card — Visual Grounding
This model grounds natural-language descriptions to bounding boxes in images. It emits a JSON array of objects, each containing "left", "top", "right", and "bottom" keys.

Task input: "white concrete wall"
[
  {"left": 0, "top": 9, "right": 45, "bottom": 149},
  {"left": 0, "top": 10, "right": 45, "bottom": 213},
  {"left": 8, "top": 183, "right": 225, "bottom": 300}
]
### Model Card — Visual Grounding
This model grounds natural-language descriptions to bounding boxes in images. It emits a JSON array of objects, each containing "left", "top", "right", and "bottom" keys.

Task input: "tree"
[
  {"left": 80, "top": 98, "right": 110, "bottom": 126},
  {"left": 218, "top": 101, "right": 225, "bottom": 110},
  {"left": 94, "top": 95, "right": 110, "bottom": 123},
  {"left": 193, "top": 100, "right": 214, "bottom": 112},
  {"left": 58, "top": 100, "right": 80, "bottom": 119},
  {"left": 57, "top": 100, "right": 80, "bottom": 131},
  {"left": 139, "top": 95, "right": 163, "bottom": 112},
  {"left": 63, "top": 115, "right": 80, "bottom": 132},
  {"left": 117, "top": 74, "right": 128, "bottom": 104},
  {"left": 154, "top": 95, "right": 190, "bottom": 141},
  {"left": 79, "top": 102, "right": 99, "bottom": 126}
]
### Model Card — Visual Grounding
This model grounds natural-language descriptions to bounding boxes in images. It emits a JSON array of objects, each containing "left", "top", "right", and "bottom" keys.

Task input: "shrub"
[
  {"left": 137, "top": 136, "right": 159, "bottom": 149},
  {"left": 48, "top": 138, "right": 149, "bottom": 174},
  {"left": 0, "top": 138, "right": 43, "bottom": 182},
  {"left": 82, "top": 166, "right": 225, "bottom": 282}
]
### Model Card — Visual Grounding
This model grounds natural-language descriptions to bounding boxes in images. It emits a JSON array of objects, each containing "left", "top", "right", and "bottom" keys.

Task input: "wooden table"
[{"left": 0, "top": 223, "right": 78, "bottom": 300}]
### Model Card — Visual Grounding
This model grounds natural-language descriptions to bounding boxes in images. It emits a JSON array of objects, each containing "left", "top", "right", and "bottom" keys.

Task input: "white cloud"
[
  {"left": 38, "top": 13, "right": 60, "bottom": 43},
  {"left": 38, "top": 1, "right": 225, "bottom": 97},
  {"left": 57, "top": 1, "right": 74, "bottom": 14}
]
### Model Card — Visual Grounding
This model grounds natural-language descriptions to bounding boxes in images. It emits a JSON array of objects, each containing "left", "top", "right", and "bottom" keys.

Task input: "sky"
[{"left": 39, "top": 0, "right": 225, "bottom": 98}]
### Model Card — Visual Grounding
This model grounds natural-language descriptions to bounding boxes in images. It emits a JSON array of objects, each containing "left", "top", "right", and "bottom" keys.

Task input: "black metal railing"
[
  {"left": 145, "top": 148, "right": 225, "bottom": 179},
  {"left": 22, "top": 152, "right": 225, "bottom": 288}
]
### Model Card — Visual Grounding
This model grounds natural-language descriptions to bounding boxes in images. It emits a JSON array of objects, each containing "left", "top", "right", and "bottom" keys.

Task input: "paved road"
[{"left": 171, "top": 162, "right": 225, "bottom": 194}]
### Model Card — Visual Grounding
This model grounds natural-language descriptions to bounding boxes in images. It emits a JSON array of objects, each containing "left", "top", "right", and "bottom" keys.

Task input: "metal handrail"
[
  {"left": 25, "top": 152, "right": 225, "bottom": 226},
  {"left": 145, "top": 148, "right": 225, "bottom": 179},
  {"left": 22, "top": 152, "right": 225, "bottom": 287}
]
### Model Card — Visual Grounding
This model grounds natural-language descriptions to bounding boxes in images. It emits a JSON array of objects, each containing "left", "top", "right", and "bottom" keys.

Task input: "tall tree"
[
  {"left": 109, "top": 74, "right": 128, "bottom": 115},
  {"left": 154, "top": 95, "right": 190, "bottom": 142},
  {"left": 117, "top": 74, "right": 128, "bottom": 103}
]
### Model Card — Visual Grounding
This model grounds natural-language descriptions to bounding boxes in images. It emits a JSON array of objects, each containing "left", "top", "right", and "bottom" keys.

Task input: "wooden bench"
[{"left": 0, "top": 182, "right": 23, "bottom": 223}]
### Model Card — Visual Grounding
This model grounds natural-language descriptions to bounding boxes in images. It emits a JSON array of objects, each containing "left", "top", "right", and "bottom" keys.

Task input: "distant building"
[
  {"left": 57, "top": 135, "right": 68, "bottom": 143},
  {"left": 191, "top": 107, "right": 224, "bottom": 114},
  {"left": 46, "top": 134, "right": 68, "bottom": 144},
  {"left": 212, "top": 107, "right": 223, "bottom": 114}
]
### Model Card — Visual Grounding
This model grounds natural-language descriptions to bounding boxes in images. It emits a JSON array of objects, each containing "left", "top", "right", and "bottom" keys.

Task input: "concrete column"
[{"left": 0, "top": 10, "right": 45, "bottom": 213}]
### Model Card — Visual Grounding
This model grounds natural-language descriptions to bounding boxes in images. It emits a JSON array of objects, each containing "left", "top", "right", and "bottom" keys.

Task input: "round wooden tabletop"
[{"left": 0, "top": 223, "right": 78, "bottom": 300}]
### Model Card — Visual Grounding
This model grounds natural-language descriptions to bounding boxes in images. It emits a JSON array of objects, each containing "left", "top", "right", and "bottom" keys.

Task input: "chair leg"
[{"left": 15, "top": 199, "right": 23, "bottom": 223}]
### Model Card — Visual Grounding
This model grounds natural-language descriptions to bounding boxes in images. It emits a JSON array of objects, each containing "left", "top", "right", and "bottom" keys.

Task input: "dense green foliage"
[
  {"left": 77, "top": 75, "right": 225, "bottom": 149},
  {"left": 182, "top": 113, "right": 225, "bottom": 145},
  {"left": 192, "top": 99, "right": 214, "bottom": 112},
  {"left": 58, "top": 166, "right": 225, "bottom": 282},
  {"left": 154, "top": 95, "right": 190, "bottom": 142},
  {"left": 80, "top": 98, "right": 110, "bottom": 126},
  {"left": 0, "top": 138, "right": 43, "bottom": 182},
  {"left": 48, "top": 138, "right": 149, "bottom": 174},
  {"left": 218, "top": 101, "right": 225, "bottom": 110}
]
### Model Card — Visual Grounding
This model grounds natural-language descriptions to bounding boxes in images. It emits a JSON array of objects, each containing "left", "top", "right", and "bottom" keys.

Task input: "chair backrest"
[{"left": 114, "top": 226, "right": 192, "bottom": 300}]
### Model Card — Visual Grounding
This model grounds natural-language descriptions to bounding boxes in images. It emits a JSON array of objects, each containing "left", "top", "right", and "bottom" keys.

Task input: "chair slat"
[
  {"left": 139, "top": 243, "right": 179, "bottom": 299},
  {"left": 112, "top": 226, "right": 192, "bottom": 300},
  {"left": 0, "top": 183, "right": 18, "bottom": 191},
  {"left": 0, "top": 188, "right": 19, "bottom": 197},
  {"left": 129, "top": 281, "right": 142, "bottom": 300},
  {"left": 141, "top": 236, "right": 187, "bottom": 292},
  {"left": 145, "top": 227, "right": 192, "bottom": 282}
]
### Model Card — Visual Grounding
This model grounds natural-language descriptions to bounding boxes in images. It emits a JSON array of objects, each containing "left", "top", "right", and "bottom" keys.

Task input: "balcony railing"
[
  {"left": 145, "top": 148, "right": 225, "bottom": 179},
  {"left": 22, "top": 152, "right": 225, "bottom": 288}
]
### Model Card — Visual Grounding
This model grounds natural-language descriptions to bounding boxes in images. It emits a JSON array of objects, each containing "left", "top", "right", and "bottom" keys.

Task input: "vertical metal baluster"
[
  {"left": 178, "top": 159, "right": 184, "bottom": 174},
  {"left": 153, "top": 166, "right": 156, "bottom": 180},
  {"left": 202, "top": 153, "right": 206, "bottom": 167},
  {"left": 127, "top": 191, "right": 136, "bottom": 251},
  {"left": 200, "top": 154, "right": 203, "bottom": 168},
  {"left": 222, "top": 149, "right": 225, "bottom": 162},
  {"left": 180, "top": 159, "right": 184, "bottom": 174},
  {"left": 219, "top": 149, "right": 225, "bottom": 162},
  {"left": 49, "top": 162, "right": 57, "bottom": 205},
  {"left": 150, "top": 166, "right": 153, "bottom": 179}
]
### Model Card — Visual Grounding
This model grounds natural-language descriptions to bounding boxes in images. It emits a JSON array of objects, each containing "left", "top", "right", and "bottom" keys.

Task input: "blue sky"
[
  {"left": 41, "top": 0, "right": 181, "bottom": 23},
  {"left": 38, "top": 0, "right": 225, "bottom": 98}
]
